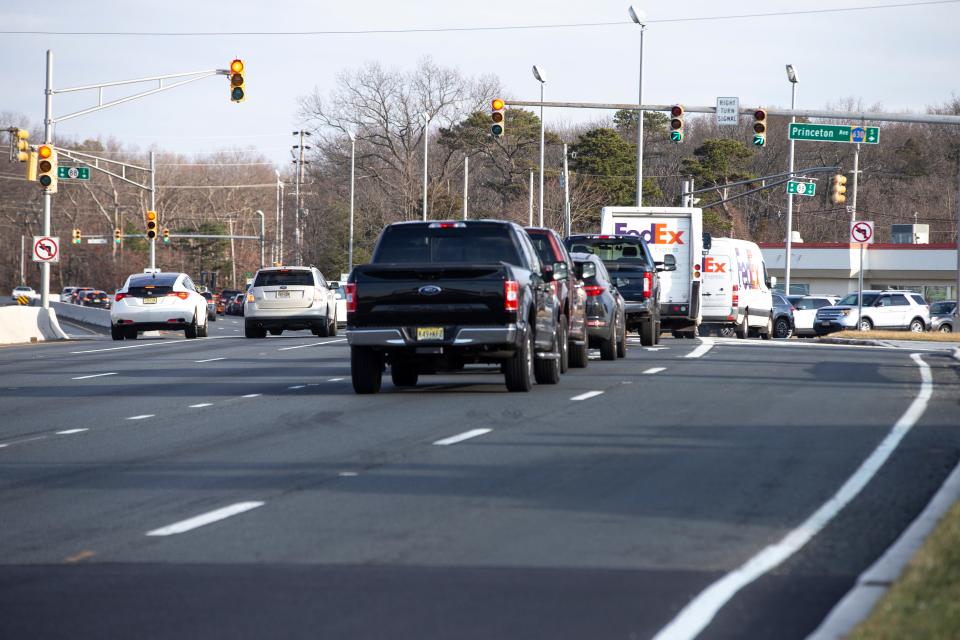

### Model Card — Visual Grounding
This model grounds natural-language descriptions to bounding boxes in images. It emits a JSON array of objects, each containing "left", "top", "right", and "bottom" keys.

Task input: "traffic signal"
[
  {"left": 72, "top": 229, "right": 81, "bottom": 244},
  {"left": 145, "top": 210, "right": 158, "bottom": 240},
  {"left": 670, "top": 105, "right": 684, "bottom": 143},
  {"left": 162, "top": 228, "right": 170, "bottom": 244},
  {"left": 830, "top": 174, "right": 848, "bottom": 205},
  {"left": 752, "top": 109, "right": 768, "bottom": 146},
  {"left": 25, "top": 149, "right": 38, "bottom": 181},
  {"left": 10, "top": 129, "right": 30, "bottom": 162},
  {"left": 229, "top": 59, "right": 245, "bottom": 103},
  {"left": 37, "top": 144, "right": 57, "bottom": 193},
  {"left": 491, "top": 98, "right": 506, "bottom": 138},
  {"left": 114, "top": 228, "right": 122, "bottom": 244}
]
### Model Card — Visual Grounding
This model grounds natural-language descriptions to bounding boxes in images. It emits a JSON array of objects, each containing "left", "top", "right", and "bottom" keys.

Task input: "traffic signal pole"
[
  {"left": 149, "top": 150, "right": 156, "bottom": 269},
  {"left": 39, "top": 50, "right": 54, "bottom": 309}
]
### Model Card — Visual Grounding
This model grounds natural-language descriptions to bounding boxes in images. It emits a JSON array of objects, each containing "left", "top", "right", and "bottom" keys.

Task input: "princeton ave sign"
[{"left": 788, "top": 123, "right": 879, "bottom": 144}]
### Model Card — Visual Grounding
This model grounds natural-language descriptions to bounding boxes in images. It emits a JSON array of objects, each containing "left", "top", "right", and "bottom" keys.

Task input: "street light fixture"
[
  {"left": 532, "top": 65, "right": 546, "bottom": 227},
  {"left": 784, "top": 63, "right": 799, "bottom": 295},
  {"left": 629, "top": 5, "right": 647, "bottom": 207}
]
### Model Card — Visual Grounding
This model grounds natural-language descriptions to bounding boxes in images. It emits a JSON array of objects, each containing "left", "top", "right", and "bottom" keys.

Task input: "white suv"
[
  {"left": 111, "top": 272, "right": 210, "bottom": 340},
  {"left": 244, "top": 266, "right": 337, "bottom": 338},
  {"left": 814, "top": 290, "right": 930, "bottom": 335}
]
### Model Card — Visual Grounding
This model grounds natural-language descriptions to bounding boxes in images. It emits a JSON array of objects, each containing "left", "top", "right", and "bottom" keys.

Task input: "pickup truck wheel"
[
  {"left": 558, "top": 315, "right": 569, "bottom": 374},
  {"left": 568, "top": 338, "right": 588, "bottom": 368},
  {"left": 504, "top": 328, "right": 534, "bottom": 392},
  {"left": 653, "top": 320, "right": 661, "bottom": 345},
  {"left": 639, "top": 318, "right": 655, "bottom": 346},
  {"left": 351, "top": 347, "right": 383, "bottom": 394},
  {"left": 390, "top": 363, "right": 418, "bottom": 387}
]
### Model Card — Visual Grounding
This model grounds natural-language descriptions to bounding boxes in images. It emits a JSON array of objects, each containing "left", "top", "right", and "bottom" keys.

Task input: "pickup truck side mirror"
[
  {"left": 579, "top": 262, "right": 596, "bottom": 279},
  {"left": 656, "top": 254, "right": 677, "bottom": 272},
  {"left": 552, "top": 261, "right": 569, "bottom": 281}
]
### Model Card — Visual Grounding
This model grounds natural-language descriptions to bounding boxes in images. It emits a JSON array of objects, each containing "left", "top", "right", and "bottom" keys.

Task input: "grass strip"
[{"left": 832, "top": 330, "right": 960, "bottom": 343}]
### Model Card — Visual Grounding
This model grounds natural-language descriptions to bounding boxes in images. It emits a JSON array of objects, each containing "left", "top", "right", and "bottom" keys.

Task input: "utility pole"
[
  {"left": 255, "top": 210, "right": 265, "bottom": 269},
  {"left": 528, "top": 169, "right": 534, "bottom": 226},
  {"left": 20, "top": 234, "right": 25, "bottom": 285},
  {"left": 274, "top": 170, "right": 281, "bottom": 265},
  {"left": 563, "top": 143, "right": 571, "bottom": 237},
  {"left": 228, "top": 218, "right": 236, "bottom": 289},
  {"left": 292, "top": 130, "right": 310, "bottom": 266},
  {"left": 422, "top": 114, "right": 430, "bottom": 221},
  {"left": 462, "top": 155, "right": 469, "bottom": 220}
]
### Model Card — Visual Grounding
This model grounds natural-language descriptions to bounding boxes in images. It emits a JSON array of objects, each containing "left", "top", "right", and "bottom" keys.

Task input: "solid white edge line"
[
  {"left": 684, "top": 337, "right": 715, "bottom": 359},
  {"left": 70, "top": 336, "right": 236, "bottom": 354},
  {"left": 241, "top": 393, "right": 261, "bottom": 398},
  {"left": 146, "top": 501, "right": 265, "bottom": 536},
  {"left": 189, "top": 403, "right": 213, "bottom": 408},
  {"left": 570, "top": 390, "right": 604, "bottom": 401},
  {"left": 643, "top": 367, "right": 666, "bottom": 375},
  {"left": 126, "top": 414, "right": 155, "bottom": 420},
  {"left": 56, "top": 428, "right": 89, "bottom": 435},
  {"left": 277, "top": 338, "right": 347, "bottom": 351},
  {"left": 328, "top": 377, "right": 345, "bottom": 382},
  {"left": 71, "top": 372, "right": 118, "bottom": 380},
  {"left": 433, "top": 428, "right": 492, "bottom": 446},
  {"left": 651, "top": 353, "right": 933, "bottom": 640},
  {"left": 288, "top": 385, "right": 306, "bottom": 389}
]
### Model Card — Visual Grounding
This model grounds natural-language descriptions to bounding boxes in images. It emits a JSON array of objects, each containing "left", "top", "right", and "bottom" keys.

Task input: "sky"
[{"left": 1, "top": 0, "right": 958, "bottom": 167}]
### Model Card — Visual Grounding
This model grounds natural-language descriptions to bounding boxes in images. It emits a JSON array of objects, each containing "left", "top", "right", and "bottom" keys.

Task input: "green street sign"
[
  {"left": 57, "top": 166, "right": 90, "bottom": 180},
  {"left": 787, "top": 180, "right": 816, "bottom": 196},
  {"left": 788, "top": 123, "right": 879, "bottom": 144}
]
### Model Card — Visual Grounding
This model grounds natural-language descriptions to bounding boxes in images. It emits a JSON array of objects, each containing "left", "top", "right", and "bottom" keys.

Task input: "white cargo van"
[
  {"left": 600, "top": 207, "right": 703, "bottom": 337},
  {"left": 700, "top": 237, "right": 773, "bottom": 338}
]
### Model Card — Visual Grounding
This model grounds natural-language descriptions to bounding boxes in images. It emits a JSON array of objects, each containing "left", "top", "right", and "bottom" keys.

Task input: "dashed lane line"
[
  {"left": 277, "top": 338, "right": 347, "bottom": 351},
  {"left": 195, "top": 357, "right": 226, "bottom": 363},
  {"left": 71, "top": 336, "right": 236, "bottom": 354},
  {"left": 189, "top": 403, "right": 213, "bottom": 408},
  {"left": 433, "top": 428, "right": 492, "bottom": 446},
  {"left": 288, "top": 385, "right": 306, "bottom": 390},
  {"left": 126, "top": 414, "right": 155, "bottom": 421},
  {"left": 146, "top": 501, "right": 265, "bottom": 537},
  {"left": 56, "top": 429, "right": 89, "bottom": 435},
  {"left": 241, "top": 393, "right": 261, "bottom": 399},
  {"left": 570, "top": 390, "right": 604, "bottom": 401},
  {"left": 71, "top": 372, "right": 118, "bottom": 380},
  {"left": 643, "top": 367, "right": 666, "bottom": 374}
]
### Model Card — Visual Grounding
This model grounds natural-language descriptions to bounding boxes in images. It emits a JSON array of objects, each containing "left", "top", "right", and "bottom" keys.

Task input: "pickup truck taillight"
[
  {"left": 583, "top": 285, "right": 605, "bottom": 297},
  {"left": 642, "top": 272, "right": 653, "bottom": 299},
  {"left": 504, "top": 280, "right": 519, "bottom": 312},
  {"left": 345, "top": 283, "right": 357, "bottom": 313}
]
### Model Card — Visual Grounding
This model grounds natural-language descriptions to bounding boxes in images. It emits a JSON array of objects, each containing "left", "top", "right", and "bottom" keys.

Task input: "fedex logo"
[
  {"left": 613, "top": 222, "right": 684, "bottom": 245},
  {"left": 702, "top": 257, "right": 727, "bottom": 273}
]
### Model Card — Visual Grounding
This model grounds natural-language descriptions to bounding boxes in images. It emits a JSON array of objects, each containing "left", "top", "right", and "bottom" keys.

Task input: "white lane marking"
[
  {"left": 433, "top": 428, "right": 493, "bottom": 446},
  {"left": 651, "top": 353, "right": 934, "bottom": 640},
  {"left": 646, "top": 347, "right": 669, "bottom": 352},
  {"left": 277, "top": 338, "right": 347, "bottom": 351},
  {"left": 195, "top": 357, "right": 226, "bottom": 363},
  {"left": 288, "top": 385, "right": 306, "bottom": 390},
  {"left": 684, "top": 337, "right": 715, "bottom": 359},
  {"left": 71, "top": 336, "right": 235, "bottom": 354},
  {"left": 339, "top": 471, "right": 359, "bottom": 477},
  {"left": 241, "top": 393, "right": 261, "bottom": 398},
  {"left": 328, "top": 377, "right": 345, "bottom": 382},
  {"left": 71, "top": 372, "right": 118, "bottom": 380},
  {"left": 146, "top": 501, "right": 265, "bottom": 536},
  {"left": 570, "top": 390, "right": 604, "bottom": 401},
  {"left": 643, "top": 367, "right": 666, "bottom": 375},
  {"left": 189, "top": 403, "right": 213, "bottom": 408},
  {"left": 0, "top": 444, "right": 7, "bottom": 448},
  {"left": 56, "top": 428, "right": 89, "bottom": 435},
  {"left": 127, "top": 414, "right": 155, "bottom": 420}
]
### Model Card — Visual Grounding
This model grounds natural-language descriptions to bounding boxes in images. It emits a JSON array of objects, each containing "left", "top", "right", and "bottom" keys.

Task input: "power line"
[{"left": 0, "top": 1, "right": 953, "bottom": 36}]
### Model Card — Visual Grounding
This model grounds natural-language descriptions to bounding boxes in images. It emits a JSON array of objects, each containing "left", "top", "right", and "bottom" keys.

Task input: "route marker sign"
[
  {"left": 788, "top": 123, "right": 880, "bottom": 144},
  {"left": 57, "top": 166, "right": 90, "bottom": 180},
  {"left": 850, "top": 220, "right": 875, "bottom": 244},
  {"left": 787, "top": 181, "right": 816, "bottom": 196},
  {"left": 716, "top": 97, "right": 739, "bottom": 126},
  {"left": 32, "top": 236, "right": 60, "bottom": 263}
]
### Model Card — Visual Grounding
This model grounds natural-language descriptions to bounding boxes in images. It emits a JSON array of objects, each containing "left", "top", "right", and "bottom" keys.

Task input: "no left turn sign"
[
  {"left": 32, "top": 236, "right": 60, "bottom": 263},
  {"left": 850, "top": 221, "right": 875, "bottom": 245}
]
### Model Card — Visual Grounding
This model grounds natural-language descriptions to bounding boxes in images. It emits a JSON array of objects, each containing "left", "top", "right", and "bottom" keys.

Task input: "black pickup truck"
[{"left": 345, "top": 220, "right": 565, "bottom": 394}]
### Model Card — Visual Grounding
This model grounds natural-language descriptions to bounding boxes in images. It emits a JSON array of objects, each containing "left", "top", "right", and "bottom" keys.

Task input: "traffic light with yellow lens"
[
  {"left": 491, "top": 98, "right": 505, "bottom": 138},
  {"left": 114, "top": 228, "right": 122, "bottom": 245},
  {"left": 162, "top": 228, "right": 170, "bottom": 244},
  {"left": 72, "top": 229, "right": 81, "bottom": 244},
  {"left": 830, "top": 174, "right": 847, "bottom": 205},
  {"left": 229, "top": 59, "right": 245, "bottom": 103},
  {"left": 146, "top": 210, "right": 158, "bottom": 240},
  {"left": 10, "top": 129, "right": 30, "bottom": 162},
  {"left": 37, "top": 144, "right": 57, "bottom": 193}
]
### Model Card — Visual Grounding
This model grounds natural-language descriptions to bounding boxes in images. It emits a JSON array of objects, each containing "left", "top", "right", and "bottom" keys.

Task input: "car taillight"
[
  {"left": 583, "top": 285, "right": 605, "bottom": 297},
  {"left": 114, "top": 292, "right": 127, "bottom": 302},
  {"left": 247, "top": 293, "right": 255, "bottom": 302},
  {"left": 345, "top": 283, "right": 357, "bottom": 313},
  {"left": 504, "top": 280, "right": 519, "bottom": 312},
  {"left": 643, "top": 272, "right": 653, "bottom": 299},
  {"left": 732, "top": 284, "right": 740, "bottom": 308},
  {"left": 167, "top": 292, "right": 189, "bottom": 300}
]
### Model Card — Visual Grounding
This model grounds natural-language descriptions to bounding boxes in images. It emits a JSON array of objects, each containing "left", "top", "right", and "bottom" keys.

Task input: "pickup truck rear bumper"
[{"left": 347, "top": 325, "right": 519, "bottom": 348}]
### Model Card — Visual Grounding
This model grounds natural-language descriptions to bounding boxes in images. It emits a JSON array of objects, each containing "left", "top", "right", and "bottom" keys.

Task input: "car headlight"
[{"left": 840, "top": 309, "right": 851, "bottom": 316}]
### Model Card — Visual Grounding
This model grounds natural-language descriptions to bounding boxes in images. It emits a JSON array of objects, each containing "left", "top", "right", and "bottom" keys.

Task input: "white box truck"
[
  {"left": 700, "top": 237, "right": 774, "bottom": 339},
  {"left": 600, "top": 207, "right": 704, "bottom": 337}
]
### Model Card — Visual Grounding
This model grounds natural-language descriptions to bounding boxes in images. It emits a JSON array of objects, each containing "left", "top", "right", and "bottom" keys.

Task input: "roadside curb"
[{"left": 814, "top": 337, "right": 885, "bottom": 347}]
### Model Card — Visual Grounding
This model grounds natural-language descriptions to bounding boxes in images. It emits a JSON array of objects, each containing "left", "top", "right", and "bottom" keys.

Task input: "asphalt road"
[{"left": 0, "top": 319, "right": 957, "bottom": 640}]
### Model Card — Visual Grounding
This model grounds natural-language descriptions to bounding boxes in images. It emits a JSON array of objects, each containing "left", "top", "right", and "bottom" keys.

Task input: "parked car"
[
  {"left": 525, "top": 227, "right": 589, "bottom": 369},
  {"left": 787, "top": 295, "right": 840, "bottom": 337},
  {"left": 929, "top": 300, "right": 956, "bottom": 333},
  {"left": 770, "top": 293, "right": 795, "bottom": 339},
  {"left": 218, "top": 289, "right": 242, "bottom": 314},
  {"left": 329, "top": 282, "right": 348, "bottom": 327},
  {"left": 699, "top": 237, "right": 774, "bottom": 339},
  {"left": 571, "top": 253, "right": 626, "bottom": 360},
  {"left": 110, "top": 272, "right": 210, "bottom": 340},
  {"left": 226, "top": 293, "right": 246, "bottom": 316},
  {"left": 59, "top": 286, "right": 78, "bottom": 303},
  {"left": 12, "top": 285, "right": 39, "bottom": 301},
  {"left": 80, "top": 289, "right": 111, "bottom": 309},
  {"left": 244, "top": 266, "right": 337, "bottom": 338},
  {"left": 346, "top": 220, "right": 563, "bottom": 393},
  {"left": 564, "top": 234, "right": 672, "bottom": 344},
  {"left": 814, "top": 290, "right": 930, "bottom": 335},
  {"left": 201, "top": 291, "right": 217, "bottom": 322}
]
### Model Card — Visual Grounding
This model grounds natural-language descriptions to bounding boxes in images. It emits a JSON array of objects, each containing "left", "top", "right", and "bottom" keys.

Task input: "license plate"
[
  {"left": 142, "top": 297, "right": 157, "bottom": 304},
  {"left": 819, "top": 320, "right": 829, "bottom": 325},
  {"left": 417, "top": 327, "right": 444, "bottom": 341},
  {"left": 277, "top": 290, "right": 290, "bottom": 298}
]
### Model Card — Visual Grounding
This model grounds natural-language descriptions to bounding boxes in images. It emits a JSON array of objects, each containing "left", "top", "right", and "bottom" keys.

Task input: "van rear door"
[{"left": 701, "top": 249, "right": 734, "bottom": 320}]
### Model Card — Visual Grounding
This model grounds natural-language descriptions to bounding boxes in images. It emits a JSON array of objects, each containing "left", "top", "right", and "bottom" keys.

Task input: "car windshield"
[
  {"left": 526, "top": 233, "right": 558, "bottom": 265},
  {"left": 254, "top": 271, "right": 313, "bottom": 287},
  {"left": 930, "top": 301, "right": 956, "bottom": 314},
  {"left": 838, "top": 293, "right": 879, "bottom": 306}
]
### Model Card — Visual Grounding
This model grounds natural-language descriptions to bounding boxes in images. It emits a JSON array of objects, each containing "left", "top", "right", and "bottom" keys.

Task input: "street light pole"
[
  {"left": 348, "top": 132, "right": 356, "bottom": 273},
  {"left": 274, "top": 170, "right": 281, "bottom": 265},
  {"left": 533, "top": 66, "right": 546, "bottom": 227},
  {"left": 255, "top": 209, "right": 265, "bottom": 269},
  {"left": 784, "top": 64, "right": 799, "bottom": 295},
  {"left": 422, "top": 113, "right": 430, "bottom": 221},
  {"left": 629, "top": 6, "right": 647, "bottom": 207}
]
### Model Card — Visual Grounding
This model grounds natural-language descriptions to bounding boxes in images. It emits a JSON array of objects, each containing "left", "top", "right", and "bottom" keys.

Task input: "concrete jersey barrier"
[
  {"left": 50, "top": 301, "right": 111, "bottom": 328},
  {"left": 0, "top": 307, "right": 69, "bottom": 344}
]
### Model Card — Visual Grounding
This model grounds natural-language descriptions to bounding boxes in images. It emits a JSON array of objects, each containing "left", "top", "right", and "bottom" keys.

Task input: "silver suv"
[
  {"left": 244, "top": 266, "right": 337, "bottom": 338},
  {"left": 814, "top": 290, "right": 930, "bottom": 335}
]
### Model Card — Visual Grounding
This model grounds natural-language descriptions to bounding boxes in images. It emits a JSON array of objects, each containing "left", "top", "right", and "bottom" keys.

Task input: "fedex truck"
[
  {"left": 599, "top": 207, "right": 703, "bottom": 337},
  {"left": 700, "top": 237, "right": 773, "bottom": 339}
]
